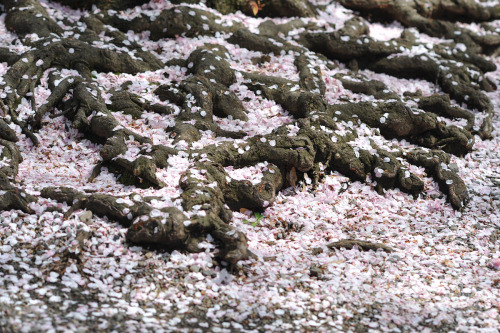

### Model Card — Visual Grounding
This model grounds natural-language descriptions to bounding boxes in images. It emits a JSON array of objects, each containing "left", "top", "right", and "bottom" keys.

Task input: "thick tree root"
[
  {"left": 208, "top": 0, "right": 317, "bottom": 17},
  {"left": 228, "top": 29, "right": 303, "bottom": 55},
  {"left": 404, "top": 149, "right": 469, "bottom": 210},
  {"left": 100, "top": 5, "right": 242, "bottom": 40},
  {"left": 0, "top": 0, "right": 496, "bottom": 265},
  {"left": 154, "top": 44, "right": 250, "bottom": 147},
  {"left": 338, "top": 0, "right": 500, "bottom": 52},
  {"left": 41, "top": 185, "right": 251, "bottom": 264},
  {"left": 110, "top": 90, "right": 175, "bottom": 119},
  {"left": 297, "top": 15, "right": 496, "bottom": 139},
  {"left": 0, "top": 139, "right": 36, "bottom": 213}
]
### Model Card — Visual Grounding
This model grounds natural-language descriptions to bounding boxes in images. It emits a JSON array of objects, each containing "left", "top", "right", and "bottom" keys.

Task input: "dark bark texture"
[{"left": 0, "top": 0, "right": 498, "bottom": 265}]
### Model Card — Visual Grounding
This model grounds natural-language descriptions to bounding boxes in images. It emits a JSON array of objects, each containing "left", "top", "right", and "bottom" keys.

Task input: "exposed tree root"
[
  {"left": 327, "top": 239, "right": 394, "bottom": 253},
  {"left": 0, "top": 0, "right": 497, "bottom": 265},
  {"left": 338, "top": 0, "right": 500, "bottom": 52}
]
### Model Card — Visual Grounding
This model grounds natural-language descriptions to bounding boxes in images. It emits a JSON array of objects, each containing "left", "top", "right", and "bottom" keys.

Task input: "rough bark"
[
  {"left": 338, "top": 0, "right": 500, "bottom": 52},
  {"left": 0, "top": 0, "right": 496, "bottom": 265},
  {"left": 208, "top": 0, "right": 317, "bottom": 17}
]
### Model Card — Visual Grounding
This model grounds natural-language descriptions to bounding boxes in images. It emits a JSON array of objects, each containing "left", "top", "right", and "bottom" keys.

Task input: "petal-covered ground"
[{"left": 0, "top": 1, "right": 499, "bottom": 332}]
